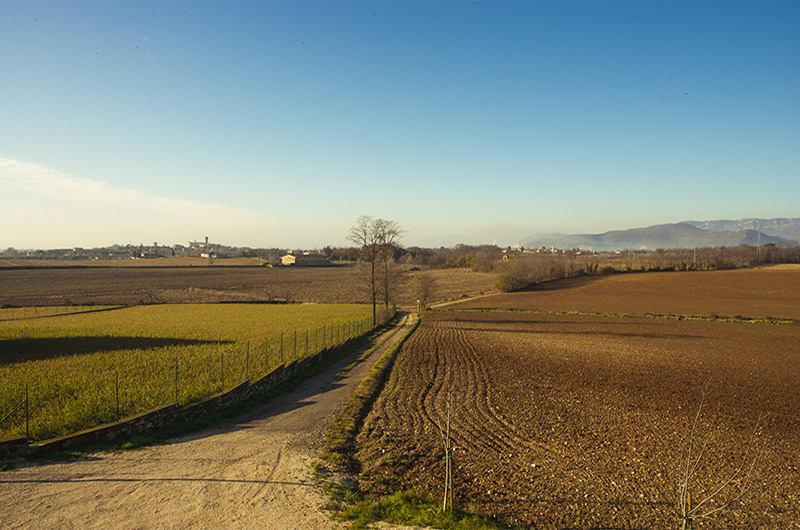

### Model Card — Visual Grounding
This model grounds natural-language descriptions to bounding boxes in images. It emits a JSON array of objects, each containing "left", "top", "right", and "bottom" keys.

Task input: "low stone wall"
[
  {"left": 33, "top": 403, "right": 181, "bottom": 454},
  {"left": 0, "top": 340, "right": 355, "bottom": 461},
  {"left": 0, "top": 436, "right": 27, "bottom": 461}
]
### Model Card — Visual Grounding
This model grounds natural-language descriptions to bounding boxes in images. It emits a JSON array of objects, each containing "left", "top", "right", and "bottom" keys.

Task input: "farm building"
[
  {"left": 280, "top": 253, "right": 329, "bottom": 266},
  {"left": 200, "top": 251, "right": 228, "bottom": 259}
]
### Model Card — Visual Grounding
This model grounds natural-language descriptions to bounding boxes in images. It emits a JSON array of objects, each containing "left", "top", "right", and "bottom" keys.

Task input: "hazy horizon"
[{"left": 2, "top": 2, "right": 798, "bottom": 250}]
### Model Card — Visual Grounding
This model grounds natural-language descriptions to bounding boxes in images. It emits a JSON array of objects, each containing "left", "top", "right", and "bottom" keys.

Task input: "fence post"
[
  {"left": 221, "top": 351, "right": 225, "bottom": 391},
  {"left": 265, "top": 338, "right": 269, "bottom": 372},
  {"left": 245, "top": 342, "right": 250, "bottom": 382},
  {"left": 116, "top": 370, "right": 120, "bottom": 419},
  {"left": 174, "top": 356, "right": 179, "bottom": 403},
  {"left": 305, "top": 330, "right": 308, "bottom": 357},
  {"left": 25, "top": 385, "right": 29, "bottom": 440},
  {"left": 293, "top": 330, "right": 297, "bottom": 360},
  {"left": 280, "top": 334, "right": 284, "bottom": 365}
]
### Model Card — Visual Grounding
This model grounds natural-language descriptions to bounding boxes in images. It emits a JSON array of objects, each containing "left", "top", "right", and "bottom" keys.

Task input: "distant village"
[
  {"left": 0, "top": 236, "right": 340, "bottom": 266},
  {"left": 501, "top": 244, "right": 590, "bottom": 257},
  {"left": 0, "top": 236, "right": 598, "bottom": 268}
]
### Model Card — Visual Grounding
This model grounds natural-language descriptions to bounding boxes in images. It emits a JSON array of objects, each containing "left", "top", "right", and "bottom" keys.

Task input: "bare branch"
[{"left": 678, "top": 385, "right": 766, "bottom": 529}]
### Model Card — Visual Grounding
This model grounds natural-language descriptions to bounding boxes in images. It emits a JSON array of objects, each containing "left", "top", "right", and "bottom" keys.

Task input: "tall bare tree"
[
  {"left": 375, "top": 217, "right": 404, "bottom": 312},
  {"left": 347, "top": 215, "right": 404, "bottom": 325},
  {"left": 412, "top": 272, "right": 436, "bottom": 310}
]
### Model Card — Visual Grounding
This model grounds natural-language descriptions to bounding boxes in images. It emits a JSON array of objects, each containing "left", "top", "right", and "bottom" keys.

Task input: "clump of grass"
[{"left": 335, "top": 490, "right": 504, "bottom": 530}]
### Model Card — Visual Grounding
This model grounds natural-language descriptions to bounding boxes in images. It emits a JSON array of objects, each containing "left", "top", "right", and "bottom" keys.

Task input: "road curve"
[{"left": 0, "top": 313, "right": 416, "bottom": 530}]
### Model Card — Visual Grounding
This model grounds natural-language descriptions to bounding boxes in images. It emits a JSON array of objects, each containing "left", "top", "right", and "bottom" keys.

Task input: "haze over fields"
[
  {"left": 522, "top": 218, "right": 800, "bottom": 252},
  {"left": 1, "top": 2, "right": 797, "bottom": 249}
]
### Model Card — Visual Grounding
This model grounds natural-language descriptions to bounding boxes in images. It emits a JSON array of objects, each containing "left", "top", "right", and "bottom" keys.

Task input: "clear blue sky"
[{"left": 1, "top": 1, "right": 798, "bottom": 249}]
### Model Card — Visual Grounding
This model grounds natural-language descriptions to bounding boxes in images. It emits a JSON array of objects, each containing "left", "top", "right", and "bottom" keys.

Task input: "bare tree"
[
  {"left": 347, "top": 216, "right": 404, "bottom": 325},
  {"left": 348, "top": 216, "right": 380, "bottom": 325},
  {"left": 412, "top": 273, "right": 436, "bottom": 310},
  {"left": 375, "top": 218, "right": 404, "bottom": 313}
]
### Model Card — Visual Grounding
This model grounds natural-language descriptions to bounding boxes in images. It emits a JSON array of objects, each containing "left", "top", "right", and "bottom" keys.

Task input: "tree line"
[
  {"left": 343, "top": 216, "right": 800, "bottom": 298},
  {"left": 493, "top": 244, "right": 800, "bottom": 292}
]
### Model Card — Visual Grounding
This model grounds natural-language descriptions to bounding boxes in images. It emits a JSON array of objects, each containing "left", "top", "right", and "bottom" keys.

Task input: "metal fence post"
[
  {"left": 25, "top": 385, "right": 29, "bottom": 440},
  {"left": 116, "top": 370, "right": 120, "bottom": 419},
  {"left": 174, "top": 356, "right": 179, "bottom": 403},
  {"left": 221, "top": 351, "right": 225, "bottom": 391}
]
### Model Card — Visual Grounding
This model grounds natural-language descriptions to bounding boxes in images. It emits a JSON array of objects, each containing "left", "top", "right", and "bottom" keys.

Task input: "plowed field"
[
  {"left": 356, "top": 267, "right": 800, "bottom": 529},
  {"left": 0, "top": 265, "right": 495, "bottom": 308},
  {"left": 455, "top": 264, "right": 800, "bottom": 320}
]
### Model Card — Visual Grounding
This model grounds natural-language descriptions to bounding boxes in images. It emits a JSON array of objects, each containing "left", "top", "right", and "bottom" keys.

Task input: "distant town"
[
  {"left": 0, "top": 236, "right": 587, "bottom": 268},
  {"left": 0, "top": 236, "right": 344, "bottom": 265}
]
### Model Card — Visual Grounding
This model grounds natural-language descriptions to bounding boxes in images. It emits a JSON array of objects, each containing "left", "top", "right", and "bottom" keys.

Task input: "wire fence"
[{"left": 1, "top": 307, "right": 395, "bottom": 442}]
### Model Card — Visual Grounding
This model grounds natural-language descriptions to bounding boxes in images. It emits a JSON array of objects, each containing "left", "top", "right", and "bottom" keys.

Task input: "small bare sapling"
[
  {"left": 678, "top": 386, "right": 766, "bottom": 529},
  {"left": 436, "top": 390, "right": 454, "bottom": 512}
]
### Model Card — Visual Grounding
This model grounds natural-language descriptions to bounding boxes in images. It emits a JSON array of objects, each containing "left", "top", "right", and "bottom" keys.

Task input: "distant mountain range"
[{"left": 521, "top": 218, "right": 800, "bottom": 252}]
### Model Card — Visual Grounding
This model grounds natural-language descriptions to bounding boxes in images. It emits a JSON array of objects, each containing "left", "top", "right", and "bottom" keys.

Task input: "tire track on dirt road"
[{"left": 0, "top": 314, "right": 415, "bottom": 530}]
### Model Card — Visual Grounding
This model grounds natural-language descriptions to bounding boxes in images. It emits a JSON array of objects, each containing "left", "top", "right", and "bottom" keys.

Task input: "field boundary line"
[
  {"left": 0, "top": 305, "right": 128, "bottom": 322},
  {"left": 438, "top": 307, "right": 800, "bottom": 327},
  {"left": 429, "top": 291, "right": 501, "bottom": 310}
]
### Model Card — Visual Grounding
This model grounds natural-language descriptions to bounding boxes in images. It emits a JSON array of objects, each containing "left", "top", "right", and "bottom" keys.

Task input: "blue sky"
[{"left": 1, "top": 1, "right": 798, "bottom": 249}]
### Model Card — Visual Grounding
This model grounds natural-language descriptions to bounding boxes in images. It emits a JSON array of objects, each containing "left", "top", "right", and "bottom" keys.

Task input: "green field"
[{"left": 0, "top": 303, "right": 372, "bottom": 441}]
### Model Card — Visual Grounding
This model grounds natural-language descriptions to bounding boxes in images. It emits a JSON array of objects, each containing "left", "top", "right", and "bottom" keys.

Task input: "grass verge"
[
  {"left": 321, "top": 313, "right": 417, "bottom": 471},
  {"left": 333, "top": 490, "right": 504, "bottom": 530},
  {"left": 445, "top": 307, "right": 800, "bottom": 326}
]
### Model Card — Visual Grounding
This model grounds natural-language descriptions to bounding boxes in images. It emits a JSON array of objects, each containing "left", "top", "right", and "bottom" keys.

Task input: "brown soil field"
[
  {"left": 0, "top": 257, "right": 268, "bottom": 268},
  {"left": 356, "top": 271, "right": 800, "bottom": 529},
  {"left": 456, "top": 264, "right": 800, "bottom": 321},
  {"left": 0, "top": 265, "right": 496, "bottom": 308}
]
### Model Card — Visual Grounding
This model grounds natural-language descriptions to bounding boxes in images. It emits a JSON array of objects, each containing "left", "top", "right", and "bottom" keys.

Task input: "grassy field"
[{"left": 0, "top": 303, "right": 371, "bottom": 441}]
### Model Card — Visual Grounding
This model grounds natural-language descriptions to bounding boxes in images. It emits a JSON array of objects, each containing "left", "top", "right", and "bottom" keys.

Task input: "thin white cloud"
[{"left": 0, "top": 157, "right": 273, "bottom": 249}]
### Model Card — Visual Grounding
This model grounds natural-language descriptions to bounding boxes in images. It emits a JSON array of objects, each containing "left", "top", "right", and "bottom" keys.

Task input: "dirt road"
[{"left": 0, "top": 313, "right": 415, "bottom": 530}]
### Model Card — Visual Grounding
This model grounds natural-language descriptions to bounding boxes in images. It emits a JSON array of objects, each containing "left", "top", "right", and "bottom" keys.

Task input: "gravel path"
[{"left": 0, "top": 313, "right": 415, "bottom": 530}]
